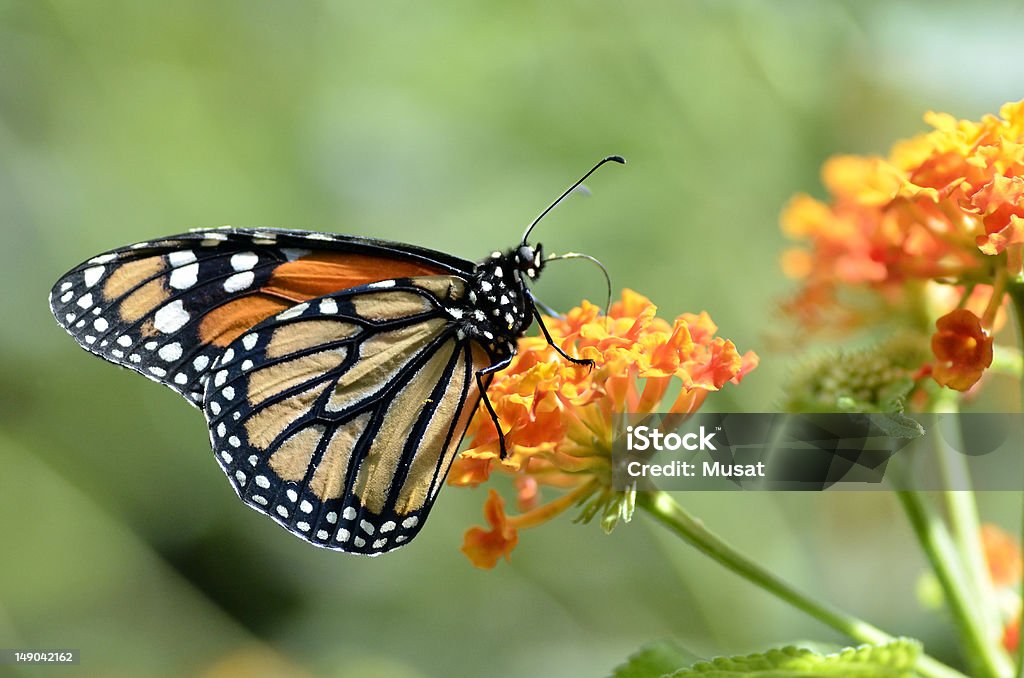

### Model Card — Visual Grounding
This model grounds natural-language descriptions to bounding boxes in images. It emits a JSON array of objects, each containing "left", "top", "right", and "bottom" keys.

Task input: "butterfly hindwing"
[
  {"left": 49, "top": 227, "right": 473, "bottom": 405},
  {"left": 202, "top": 276, "right": 490, "bottom": 554}
]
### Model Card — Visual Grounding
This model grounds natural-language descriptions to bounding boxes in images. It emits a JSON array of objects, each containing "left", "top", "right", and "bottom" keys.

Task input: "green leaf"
[
  {"left": 874, "top": 411, "right": 925, "bottom": 440},
  {"left": 613, "top": 639, "right": 703, "bottom": 678},
  {"left": 667, "top": 639, "right": 921, "bottom": 677}
]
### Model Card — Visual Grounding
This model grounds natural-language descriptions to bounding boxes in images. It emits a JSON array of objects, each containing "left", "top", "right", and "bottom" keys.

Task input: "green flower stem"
[
  {"left": 990, "top": 345, "right": 1023, "bottom": 378},
  {"left": 930, "top": 392, "right": 1008, "bottom": 670},
  {"left": 636, "top": 491, "right": 967, "bottom": 678},
  {"left": 1006, "top": 279, "right": 1024, "bottom": 678},
  {"left": 897, "top": 490, "right": 1007, "bottom": 678}
]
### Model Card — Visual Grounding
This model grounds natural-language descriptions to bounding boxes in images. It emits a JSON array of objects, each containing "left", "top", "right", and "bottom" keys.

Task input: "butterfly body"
[{"left": 453, "top": 244, "right": 545, "bottom": 358}]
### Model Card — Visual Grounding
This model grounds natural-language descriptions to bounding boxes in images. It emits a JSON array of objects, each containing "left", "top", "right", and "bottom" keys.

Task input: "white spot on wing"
[
  {"left": 223, "top": 271, "right": 255, "bottom": 293},
  {"left": 168, "top": 250, "right": 196, "bottom": 266},
  {"left": 154, "top": 300, "right": 190, "bottom": 333},
  {"left": 83, "top": 266, "right": 105, "bottom": 287},
  {"left": 242, "top": 333, "right": 258, "bottom": 350},
  {"left": 169, "top": 263, "right": 199, "bottom": 290},
  {"left": 277, "top": 302, "right": 309, "bottom": 320},
  {"left": 230, "top": 252, "right": 259, "bottom": 272},
  {"left": 158, "top": 342, "right": 183, "bottom": 362},
  {"left": 319, "top": 298, "right": 338, "bottom": 314},
  {"left": 368, "top": 280, "right": 395, "bottom": 289},
  {"left": 76, "top": 293, "right": 94, "bottom": 309}
]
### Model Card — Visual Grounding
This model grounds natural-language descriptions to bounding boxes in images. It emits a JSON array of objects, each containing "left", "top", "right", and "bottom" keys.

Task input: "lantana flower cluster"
[
  {"left": 782, "top": 100, "right": 1024, "bottom": 391},
  {"left": 450, "top": 290, "right": 757, "bottom": 568}
]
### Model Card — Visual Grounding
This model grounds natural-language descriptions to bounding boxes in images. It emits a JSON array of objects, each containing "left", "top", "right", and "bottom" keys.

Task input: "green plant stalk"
[
  {"left": 1007, "top": 279, "right": 1024, "bottom": 678},
  {"left": 897, "top": 490, "right": 1007, "bottom": 678},
  {"left": 990, "top": 345, "right": 1023, "bottom": 378},
  {"left": 636, "top": 491, "right": 967, "bottom": 678},
  {"left": 930, "top": 392, "right": 1009, "bottom": 670}
]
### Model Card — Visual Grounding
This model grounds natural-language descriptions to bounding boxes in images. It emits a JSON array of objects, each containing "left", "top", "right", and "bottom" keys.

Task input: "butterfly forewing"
[
  {"left": 202, "top": 277, "right": 487, "bottom": 554},
  {"left": 49, "top": 228, "right": 472, "bottom": 405}
]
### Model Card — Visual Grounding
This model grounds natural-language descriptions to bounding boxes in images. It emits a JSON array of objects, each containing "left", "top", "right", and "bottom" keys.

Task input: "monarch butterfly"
[{"left": 49, "top": 156, "right": 624, "bottom": 555}]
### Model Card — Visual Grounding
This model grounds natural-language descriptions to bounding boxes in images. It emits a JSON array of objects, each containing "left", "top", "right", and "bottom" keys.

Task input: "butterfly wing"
[
  {"left": 49, "top": 227, "right": 474, "bottom": 405},
  {"left": 202, "top": 276, "right": 492, "bottom": 554}
]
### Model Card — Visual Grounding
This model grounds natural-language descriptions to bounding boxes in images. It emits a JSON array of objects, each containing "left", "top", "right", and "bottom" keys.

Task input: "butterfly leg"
[
  {"left": 530, "top": 300, "right": 595, "bottom": 370},
  {"left": 476, "top": 357, "right": 513, "bottom": 459}
]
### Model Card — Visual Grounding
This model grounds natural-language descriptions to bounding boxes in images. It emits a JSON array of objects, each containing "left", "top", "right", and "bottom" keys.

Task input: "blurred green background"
[{"left": 3, "top": 1, "right": 1024, "bottom": 676}]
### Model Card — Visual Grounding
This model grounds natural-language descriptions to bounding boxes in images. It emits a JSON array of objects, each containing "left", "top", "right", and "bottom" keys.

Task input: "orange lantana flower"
[
  {"left": 931, "top": 309, "right": 994, "bottom": 391},
  {"left": 452, "top": 290, "right": 758, "bottom": 568},
  {"left": 461, "top": 490, "right": 518, "bottom": 569},
  {"left": 781, "top": 100, "right": 1024, "bottom": 391}
]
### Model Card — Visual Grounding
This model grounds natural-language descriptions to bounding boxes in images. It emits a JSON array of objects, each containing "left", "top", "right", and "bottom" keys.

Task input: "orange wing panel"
[
  {"left": 261, "top": 252, "right": 448, "bottom": 303},
  {"left": 199, "top": 251, "right": 451, "bottom": 347}
]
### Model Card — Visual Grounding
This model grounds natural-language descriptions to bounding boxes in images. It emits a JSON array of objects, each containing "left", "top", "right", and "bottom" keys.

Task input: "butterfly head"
[{"left": 515, "top": 243, "right": 544, "bottom": 281}]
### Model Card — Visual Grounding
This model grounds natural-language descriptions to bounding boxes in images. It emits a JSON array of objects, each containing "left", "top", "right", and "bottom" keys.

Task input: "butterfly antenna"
[
  {"left": 545, "top": 252, "right": 613, "bottom": 317},
  {"left": 521, "top": 155, "right": 625, "bottom": 246}
]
